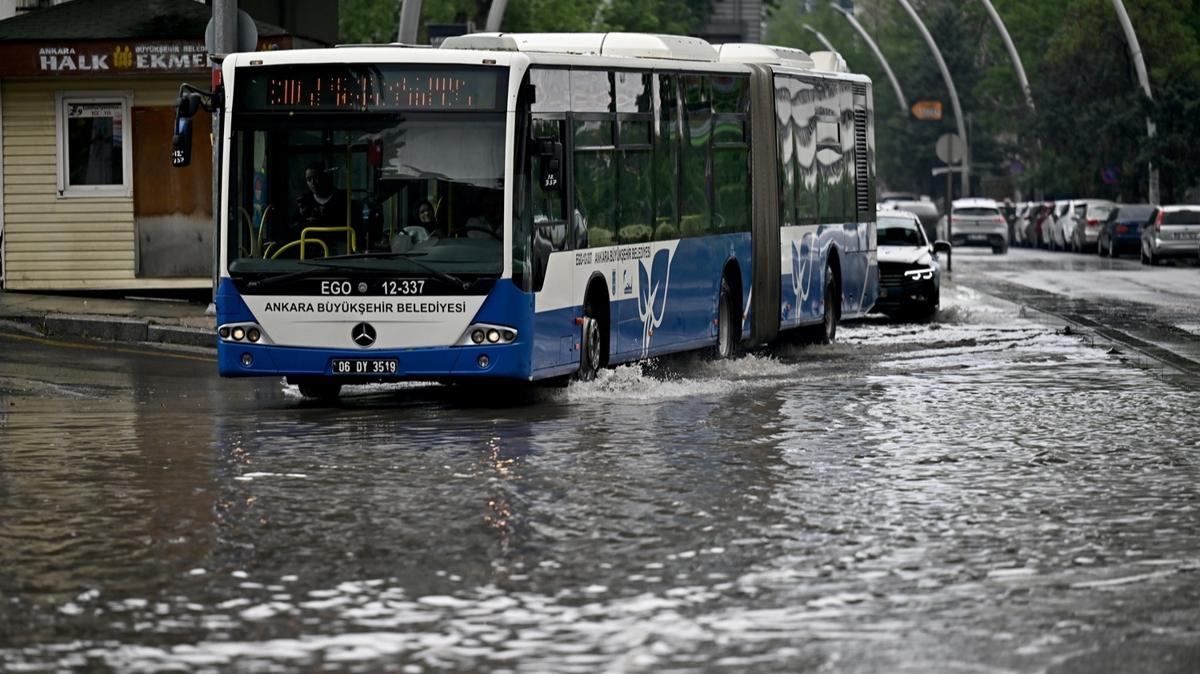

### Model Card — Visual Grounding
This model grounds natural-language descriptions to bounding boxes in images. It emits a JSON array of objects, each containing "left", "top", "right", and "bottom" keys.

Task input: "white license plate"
[
  {"left": 968, "top": 234, "right": 988, "bottom": 241},
  {"left": 331, "top": 359, "right": 398, "bottom": 375}
]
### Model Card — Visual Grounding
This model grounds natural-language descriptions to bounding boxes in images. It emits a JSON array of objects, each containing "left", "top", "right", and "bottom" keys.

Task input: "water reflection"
[{"left": 2, "top": 293, "right": 1199, "bottom": 672}]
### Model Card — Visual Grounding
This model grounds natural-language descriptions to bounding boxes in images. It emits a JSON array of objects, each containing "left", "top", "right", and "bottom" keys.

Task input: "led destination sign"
[{"left": 236, "top": 64, "right": 507, "bottom": 113}]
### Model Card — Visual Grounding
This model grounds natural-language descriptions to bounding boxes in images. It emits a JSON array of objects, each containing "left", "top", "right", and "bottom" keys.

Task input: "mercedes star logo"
[{"left": 351, "top": 322, "right": 377, "bottom": 347}]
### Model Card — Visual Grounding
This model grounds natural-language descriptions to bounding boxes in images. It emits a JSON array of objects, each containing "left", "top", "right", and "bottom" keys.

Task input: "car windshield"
[
  {"left": 877, "top": 216, "right": 926, "bottom": 246},
  {"left": 1115, "top": 205, "right": 1154, "bottom": 221},
  {"left": 1089, "top": 204, "right": 1114, "bottom": 220},
  {"left": 1163, "top": 210, "right": 1200, "bottom": 225}
]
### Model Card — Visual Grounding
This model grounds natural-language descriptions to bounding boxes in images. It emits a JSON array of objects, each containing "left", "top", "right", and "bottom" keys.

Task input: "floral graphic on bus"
[
  {"left": 637, "top": 248, "right": 672, "bottom": 357},
  {"left": 792, "top": 235, "right": 815, "bottom": 309}
]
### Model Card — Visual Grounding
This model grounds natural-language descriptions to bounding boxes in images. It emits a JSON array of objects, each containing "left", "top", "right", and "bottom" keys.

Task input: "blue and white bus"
[{"left": 177, "top": 33, "right": 877, "bottom": 398}]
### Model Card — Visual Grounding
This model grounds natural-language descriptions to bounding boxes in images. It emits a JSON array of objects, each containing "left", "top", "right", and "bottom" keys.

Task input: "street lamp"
[
  {"left": 802, "top": 24, "right": 838, "bottom": 54},
  {"left": 1109, "top": 0, "right": 1159, "bottom": 204},
  {"left": 829, "top": 2, "right": 908, "bottom": 115},
  {"left": 894, "top": 0, "right": 969, "bottom": 197}
]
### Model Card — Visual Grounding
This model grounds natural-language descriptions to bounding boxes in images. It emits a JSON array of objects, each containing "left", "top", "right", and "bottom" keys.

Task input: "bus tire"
[
  {"left": 714, "top": 277, "right": 739, "bottom": 360},
  {"left": 576, "top": 294, "right": 606, "bottom": 382},
  {"left": 818, "top": 262, "right": 839, "bottom": 344},
  {"left": 294, "top": 379, "right": 341, "bottom": 400}
]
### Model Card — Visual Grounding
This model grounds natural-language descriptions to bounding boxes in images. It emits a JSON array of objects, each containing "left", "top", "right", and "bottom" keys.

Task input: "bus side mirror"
[
  {"left": 171, "top": 93, "right": 203, "bottom": 168},
  {"left": 536, "top": 139, "right": 562, "bottom": 192}
]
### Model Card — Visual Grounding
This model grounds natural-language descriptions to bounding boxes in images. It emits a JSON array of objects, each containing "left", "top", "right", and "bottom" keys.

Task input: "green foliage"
[
  {"left": 339, "top": 0, "right": 400, "bottom": 43},
  {"left": 766, "top": 0, "right": 1200, "bottom": 202},
  {"left": 340, "top": 0, "right": 714, "bottom": 41}
]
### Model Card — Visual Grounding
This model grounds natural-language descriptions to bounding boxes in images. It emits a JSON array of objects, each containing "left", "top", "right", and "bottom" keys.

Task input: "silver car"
[
  {"left": 938, "top": 198, "right": 1008, "bottom": 254},
  {"left": 1142, "top": 205, "right": 1200, "bottom": 265}
]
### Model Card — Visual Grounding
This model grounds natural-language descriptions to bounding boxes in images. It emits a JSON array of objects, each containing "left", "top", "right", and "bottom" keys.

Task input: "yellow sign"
[
  {"left": 112, "top": 45, "right": 133, "bottom": 69},
  {"left": 910, "top": 100, "right": 943, "bottom": 121}
]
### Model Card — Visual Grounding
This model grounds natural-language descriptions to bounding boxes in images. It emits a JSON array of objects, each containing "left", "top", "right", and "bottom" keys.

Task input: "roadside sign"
[
  {"left": 910, "top": 100, "right": 943, "bottom": 121},
  {"left": 935, "top": 133, "right": 966, "bottom": 165}
]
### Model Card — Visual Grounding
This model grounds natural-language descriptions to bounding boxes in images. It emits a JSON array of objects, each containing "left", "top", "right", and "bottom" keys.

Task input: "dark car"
[
  {"left": 1097, "top": 203, "right": 1155, "bottom": 258},
  {"left": 875, "top": 208, "right": 951, "bottom": 318},
  {"left": 884, "top": 198, "right": 941, "bottom": 243}
]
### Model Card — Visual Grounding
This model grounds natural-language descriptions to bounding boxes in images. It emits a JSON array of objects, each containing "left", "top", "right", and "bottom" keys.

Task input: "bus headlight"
[
  {"left": 458, "top": 324, "right": 517, "bottom": 346},
  {"left": 218, "top": 322, "right": 272, "bottom": 345}
]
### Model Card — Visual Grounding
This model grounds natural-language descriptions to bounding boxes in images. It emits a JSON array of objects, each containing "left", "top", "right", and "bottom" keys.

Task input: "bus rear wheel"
[
  {"left": 818, "top": 263, "right": 839, "bottom": 344},
  {"left": 714, "top": 277, "right": 739, "bottom": 359},
  {"left": 576, "top": 299, "right": 605, "bottom": 382}
]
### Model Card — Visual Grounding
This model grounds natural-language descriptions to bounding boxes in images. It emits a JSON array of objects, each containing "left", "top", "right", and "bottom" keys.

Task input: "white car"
[
  {"left": 1064, "top": 199, "right": 1115, "bottom": 253},
  {"left": 938, "top": 198, "right": 1008, "bottom": 254},
  {"left": 1043, "top": 199, "right": 1072, "bottom": 250}
]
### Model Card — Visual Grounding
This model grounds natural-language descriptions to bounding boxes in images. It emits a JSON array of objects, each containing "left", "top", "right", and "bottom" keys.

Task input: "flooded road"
[{"left": 2, "top": 285, "right": 1199, "bottom": 673}]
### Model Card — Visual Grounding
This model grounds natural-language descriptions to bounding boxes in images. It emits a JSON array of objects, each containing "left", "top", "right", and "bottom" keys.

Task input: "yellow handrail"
[
  {"left": 300, "top": 225, "right": 357, "bottom": 257},
  {"left": 270, "top": 238, "right": 329, "bottom": 260}
]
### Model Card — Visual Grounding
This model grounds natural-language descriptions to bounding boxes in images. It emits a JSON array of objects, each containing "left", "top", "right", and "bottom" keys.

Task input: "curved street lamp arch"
[
  {"left": 829, "top": 3, "right": 908, "bottom": 114},
  {"left": 894, "top": 0, "right": 969, "bottom": 196},
  {"left": 802, "top": 24, "right": 838, "bottom": 54},
  {"left": 1109, "top": 0, "right": 1158, "bottom": 203}
]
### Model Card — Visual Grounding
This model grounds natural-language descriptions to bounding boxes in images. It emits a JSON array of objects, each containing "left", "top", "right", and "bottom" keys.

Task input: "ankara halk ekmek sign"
[{"left": 910, "top": 100, "right": 944, "bottom": 122}]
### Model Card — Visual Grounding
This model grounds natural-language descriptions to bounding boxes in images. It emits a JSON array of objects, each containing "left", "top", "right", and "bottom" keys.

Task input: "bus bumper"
[{"left": 217, "top": 341, "right": 530, "bottom": 381}]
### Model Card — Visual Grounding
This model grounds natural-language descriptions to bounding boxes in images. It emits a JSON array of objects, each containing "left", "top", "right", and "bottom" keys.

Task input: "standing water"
[{"left": 1, "top": 286, "right": 1198, "bottom": 672}]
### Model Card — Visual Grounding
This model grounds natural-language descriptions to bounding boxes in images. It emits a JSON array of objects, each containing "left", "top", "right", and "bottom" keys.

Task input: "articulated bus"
[{"left": 177, "top": 33, "right": 877, "bottom": 398}]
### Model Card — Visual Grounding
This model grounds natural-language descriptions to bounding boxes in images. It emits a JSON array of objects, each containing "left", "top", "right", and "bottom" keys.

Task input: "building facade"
[{"left": 0, "top": 0, "right": 328, "bottom": 291}]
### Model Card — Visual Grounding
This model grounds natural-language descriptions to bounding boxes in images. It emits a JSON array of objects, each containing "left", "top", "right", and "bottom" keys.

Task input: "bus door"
[{"left": 527, "top": 115, "right": 577, "bottom": 371}]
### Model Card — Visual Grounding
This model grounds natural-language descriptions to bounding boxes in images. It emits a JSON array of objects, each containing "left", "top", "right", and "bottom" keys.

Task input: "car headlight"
[{"left": 903, "top": 267, "right": 935, "bottom": 281}]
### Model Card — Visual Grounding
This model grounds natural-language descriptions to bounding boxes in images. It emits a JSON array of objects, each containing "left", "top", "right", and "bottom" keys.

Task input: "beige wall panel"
[
  {"left": 3, "top": 79, "right": 210, "bottom": 289},
  {"left": 8, "top": 257, "right": 134, "bottom": 270},
  {"left": 7, "top": 239, "right": 132, "bottom": 251}
]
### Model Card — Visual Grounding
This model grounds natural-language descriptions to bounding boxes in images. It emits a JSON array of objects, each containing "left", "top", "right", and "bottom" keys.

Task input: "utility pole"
[
  {"left": 398, "top": 0, "right": 422, "bottom": 44},
  {"left": 209, "top": 0, "right": 236, "bottom": 309},
  {"left": 485, "top": 0, "right": 508, "bottom": 32},
  {"left": 895, "top": 0, "right": 969, "bottom": 198},
  {"left": 1109, "top": 0, "right": 1159, "bottom": 204}
]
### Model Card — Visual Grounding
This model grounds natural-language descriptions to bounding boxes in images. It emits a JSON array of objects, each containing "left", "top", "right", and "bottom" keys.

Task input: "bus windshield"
[{"left": 226, "top": 113, "right": 506, "bottom": 279}]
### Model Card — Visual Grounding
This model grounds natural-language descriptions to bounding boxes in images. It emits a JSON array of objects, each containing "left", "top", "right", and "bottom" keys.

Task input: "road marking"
[{"left": 0, "top": 330, "right": 214, "bottom": 363}]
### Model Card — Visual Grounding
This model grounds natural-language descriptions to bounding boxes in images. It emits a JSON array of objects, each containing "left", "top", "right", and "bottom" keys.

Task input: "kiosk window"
[{"left": 56, "top": 93, "right": 133, "bottom": 198}]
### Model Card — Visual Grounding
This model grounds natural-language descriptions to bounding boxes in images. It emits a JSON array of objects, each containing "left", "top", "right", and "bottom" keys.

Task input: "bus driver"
[{"left": 296, "top": 162, "right": 347, "bottom": 227}]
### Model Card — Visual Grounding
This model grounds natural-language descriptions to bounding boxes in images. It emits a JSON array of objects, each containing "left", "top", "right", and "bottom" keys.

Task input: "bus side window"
[
  {"left": 530, "top": 118, "right": 568, "bottom": 292},
  {"left": 679, "top": 74, "right": 711, "bottom": 238}
]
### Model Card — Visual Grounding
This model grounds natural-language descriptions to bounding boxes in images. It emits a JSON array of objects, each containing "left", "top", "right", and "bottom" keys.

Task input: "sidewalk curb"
[{"left": 2, "top": 311, "right": 214, "bottom": 350}]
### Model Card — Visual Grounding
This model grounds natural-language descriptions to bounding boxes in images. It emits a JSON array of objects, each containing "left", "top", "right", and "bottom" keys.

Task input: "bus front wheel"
[
  {"left": 293, "top": 378, "right": 342, "bottom": 401},
  {"left": 576, "top": 308, "right": 604, "bottom": 382}
]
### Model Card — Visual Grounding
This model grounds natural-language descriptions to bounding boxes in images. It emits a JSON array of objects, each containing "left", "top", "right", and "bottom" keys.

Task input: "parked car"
[
  {"left": 1023, "top": 201, "right": 1054, "bottom": 248},
  {"left": 1009, "top": 201, "right": 1032, "bottom": 246},
  {"left": 938, "top": 198, "right": 1008, "bottom": 254},
  {"left": 1065, "top": 199, "right": 1116, "bottom": 253},
  {"left": 1141, "top": 205, "right": 1200, "bottom": 265},
  {"left": 1013, "top": 201, "right": 1043, "bottom": 247},
  {"left": 885, "top": 198, "right": 941, "bottom": 243},
  {"left": 1097, "top": 203, "right": 1155, "bottom": 258},
  {"left": 875, "top": 208, "right": 951, "bottom": 318},
  {"left": 1043, "top": 200, "right": 1073, "bottom": 250}
]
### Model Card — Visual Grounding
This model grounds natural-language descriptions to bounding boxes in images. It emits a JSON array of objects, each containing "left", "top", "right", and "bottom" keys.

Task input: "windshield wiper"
[
  {"left": 317, "top": 252, "right": 471, "bottom": 290},
  {"left": 244, "top": 252, "right": 469, "bottom": 291}
]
